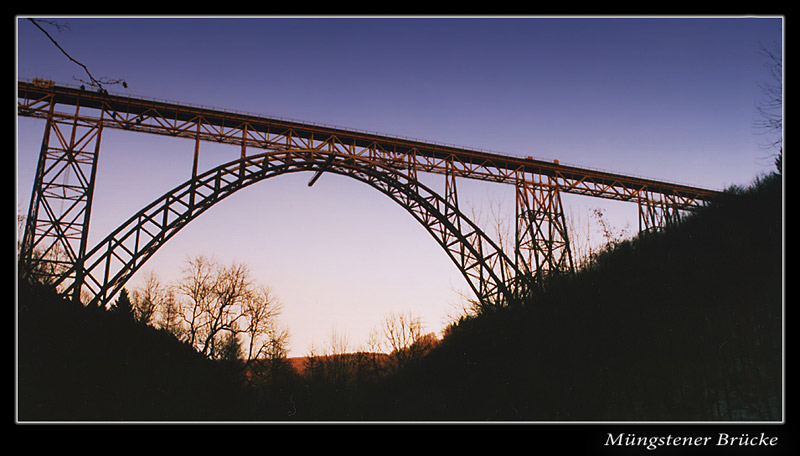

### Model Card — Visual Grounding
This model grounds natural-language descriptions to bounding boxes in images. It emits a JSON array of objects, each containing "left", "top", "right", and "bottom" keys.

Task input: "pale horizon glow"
[{"left": 16, "top": 16, "right": 783, "bottom": 357}]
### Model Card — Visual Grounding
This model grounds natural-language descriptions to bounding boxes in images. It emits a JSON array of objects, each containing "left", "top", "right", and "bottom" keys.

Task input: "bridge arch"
[{"left": 54, "top": 149, "right": 526, "bottom": 309}]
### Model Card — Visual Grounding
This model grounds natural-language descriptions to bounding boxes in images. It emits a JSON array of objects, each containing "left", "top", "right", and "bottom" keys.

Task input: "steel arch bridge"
[{"left": 17, "top": 79, "right": 722, "bottom": 308}]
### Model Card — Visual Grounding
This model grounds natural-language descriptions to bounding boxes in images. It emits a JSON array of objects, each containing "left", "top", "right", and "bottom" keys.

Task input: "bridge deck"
[{"left": 18, "top": 80, "right": 721, "bottom": 207}]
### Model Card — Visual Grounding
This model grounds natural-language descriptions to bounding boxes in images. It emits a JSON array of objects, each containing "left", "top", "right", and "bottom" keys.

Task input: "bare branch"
[
  {"left": 27, "top": 18, "right": 127, "bottom": 90},
  {"left": 754, "top": 41, "right": 783, "bottom": 167}
]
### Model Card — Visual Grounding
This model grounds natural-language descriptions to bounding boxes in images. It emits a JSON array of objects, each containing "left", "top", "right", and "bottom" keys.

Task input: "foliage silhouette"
[
  {"left": 17, "top": 279, "right": 249, "bottom": 421},
  {"left": 371, "top": 172, "right": 782, "bottom": 421},
  {"left": 17, "top": 172, "right": 782, "bottom": 422},
  {"left": 108, "top": 288, "right": 134, "bottom": 321}
]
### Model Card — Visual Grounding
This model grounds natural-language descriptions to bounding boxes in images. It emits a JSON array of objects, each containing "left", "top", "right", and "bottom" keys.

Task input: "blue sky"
[{"left": 16, "top": 16, "right": 783, "bottom": 356}]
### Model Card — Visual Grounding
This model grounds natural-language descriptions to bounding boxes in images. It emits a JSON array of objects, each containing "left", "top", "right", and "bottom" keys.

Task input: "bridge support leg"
[
  {"left": 514, "top": 175, "right": 574, "bottom": 293},
  {"left": 19, "top": 103, "right": 103, "bottom": 303},
  {"left": 637, "top": 190, "right": 682, "bottom": 234},
  {"left": 444, "top": 158, "right": 461, "bottom": 234}
]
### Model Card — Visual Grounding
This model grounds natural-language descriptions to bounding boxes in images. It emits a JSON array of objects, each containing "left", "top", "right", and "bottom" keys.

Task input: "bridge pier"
[
  {"left": 20, "top": 100, "right": 104, "bottom": 303},
  {"left": 638, "top": 190, "right": 683, "bottom": 234},
  {"left": 514, "top": 175, "right": 575, "bottom": 291}
]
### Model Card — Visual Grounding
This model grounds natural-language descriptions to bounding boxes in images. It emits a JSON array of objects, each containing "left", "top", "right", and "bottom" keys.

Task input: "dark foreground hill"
[
  {"left": 16, "top": 172, "right": 782, "bottom": 422},
  {"left": 17, "top": 283, "right": 250, "bottom": 421},
  {"left": 366, "top": 172, "right": 783, "bottom": 421}
]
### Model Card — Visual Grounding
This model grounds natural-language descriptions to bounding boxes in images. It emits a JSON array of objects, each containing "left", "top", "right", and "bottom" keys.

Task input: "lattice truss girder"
[
  {"left": 16, "top": 93, "right": 709, "bottom": 209},
  {"left": 19, "top": 89, "right": 715, "bottom": 212}
]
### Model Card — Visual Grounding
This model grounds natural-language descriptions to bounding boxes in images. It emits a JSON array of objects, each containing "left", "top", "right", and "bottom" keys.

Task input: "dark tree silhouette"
[{"left": 110, "top": 288, "right": 135, "bottom": 321}]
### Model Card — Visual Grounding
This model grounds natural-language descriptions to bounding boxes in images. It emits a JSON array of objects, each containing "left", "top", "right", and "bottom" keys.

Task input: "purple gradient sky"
[{"left": 16, "top": 16, "right": 783, "bottom": 356}]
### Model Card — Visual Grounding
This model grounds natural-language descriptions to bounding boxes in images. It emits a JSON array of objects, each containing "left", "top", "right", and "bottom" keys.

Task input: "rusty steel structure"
[{"left": 17, "top": 80, "right": 722, "bottom": 308}]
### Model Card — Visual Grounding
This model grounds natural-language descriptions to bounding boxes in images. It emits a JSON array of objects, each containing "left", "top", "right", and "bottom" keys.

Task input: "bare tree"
[
  {"left": 356, "top": 330, "right": 390, "bottom": 380},
  {"left": 174, "top": 255, "right": 285, "bottom": 361},
  {"left": 176, "top": 255, "right": 218, "bottom": 350},
  {"left": 755, "top": 41, "right": 783, "bottom": 172},
  {"left": 200, "top": 261, "right": 251, "bottom": 359},
  {"left": 378, "top": 311, "right": 426, "bottom": 372},
  {"left": 131, "top": 270, "right": 164, "bottom": 325},
  {"left": 307, "top": 328, "right": 356, "bottom": 386},
  {"left": 303, "top": 344, "right": 324, "bottom": 382},
  {"left": 158, "top": 287, "right": 184, "bottom": 340},
  {"left": 466, "top": 192, "right": 515, "bottom": 255},
  {"left": 326, "top": 327, "right": 351, "bottom": 357},
  {"left": 591, "top": 208, "right": 631, "bottom": 251},
  {"left": 261, "top": 324, "right": 291, "bottom": 362},
  {"left": 241, "top": 285, "right": 284, "bottom": 362}
]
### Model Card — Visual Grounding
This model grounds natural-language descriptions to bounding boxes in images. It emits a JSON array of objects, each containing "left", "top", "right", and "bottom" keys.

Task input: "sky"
[{"left": 16, "top": 15, "right": 783, "bottom": 357}]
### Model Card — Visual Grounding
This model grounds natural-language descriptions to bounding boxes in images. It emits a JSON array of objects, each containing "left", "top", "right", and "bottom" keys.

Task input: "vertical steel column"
[
  {"left": 189, "top": 121, "right": 202, "bottom": 212},
  {"left": 239, "top": 124, "right": 248, "bottom": 179},
  {"left": 444, "top": 157, "right": 460, "bottom": 231},
  {"left": 443, "top": 157, "right": 470, "bottom": 291},
  {"left": 515, "top": 174, "right": 574, "bottom": 288},
  {"left": 407, "top": 150, "right": 418, "bottom": 182},
  {"left": 19, "top": 100, "right": 104, "bottom": 302}
]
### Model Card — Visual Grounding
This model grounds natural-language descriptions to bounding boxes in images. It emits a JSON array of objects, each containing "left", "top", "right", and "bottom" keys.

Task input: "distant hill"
[{"left": 285, "top": 353, "right": 391, "bottom": 375}]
